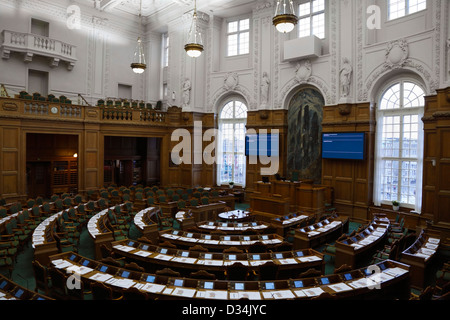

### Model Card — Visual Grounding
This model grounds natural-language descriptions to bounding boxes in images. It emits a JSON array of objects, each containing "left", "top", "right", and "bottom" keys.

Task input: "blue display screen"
[{"left": 322, "top": 132, "right": 365, "bottom": 160}]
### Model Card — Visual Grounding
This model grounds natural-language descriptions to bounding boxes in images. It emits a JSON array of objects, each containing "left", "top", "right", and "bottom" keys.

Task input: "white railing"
[{"left": 1, "top": 30, "right": 77, "bottom": 70}]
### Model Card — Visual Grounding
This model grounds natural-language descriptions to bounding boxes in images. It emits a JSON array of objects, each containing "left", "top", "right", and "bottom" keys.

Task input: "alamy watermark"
[{"left": 170, "top": 121, "right": 280, "bottom": 176}]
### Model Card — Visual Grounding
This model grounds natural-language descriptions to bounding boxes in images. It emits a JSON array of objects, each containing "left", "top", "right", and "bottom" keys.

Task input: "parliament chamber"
[{"left": 0, "top": 0, "right": 449, "bottom": 316}]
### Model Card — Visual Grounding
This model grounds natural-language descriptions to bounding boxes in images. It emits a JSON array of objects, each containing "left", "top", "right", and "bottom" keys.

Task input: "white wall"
[{"left": 0, "top": 0, "right": 448, "bottom": 111}]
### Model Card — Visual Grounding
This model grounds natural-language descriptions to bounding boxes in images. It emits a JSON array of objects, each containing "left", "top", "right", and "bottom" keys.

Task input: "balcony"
[{"left": 1, "top": 30, "right": 77, "bottom": 70}]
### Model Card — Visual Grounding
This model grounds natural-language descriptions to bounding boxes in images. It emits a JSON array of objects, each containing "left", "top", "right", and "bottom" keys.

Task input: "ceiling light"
[
  {"left": 131, "top": 0, "right": 146, "bottom": 73},
  {"left": 273, "top": 0, "right": 298, "bottom": 33},
  {"left": 185, "top": 0, "right": 203, "bottom": 58}
]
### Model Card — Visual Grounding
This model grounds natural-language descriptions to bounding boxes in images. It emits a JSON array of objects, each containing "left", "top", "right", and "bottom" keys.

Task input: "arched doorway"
[{"left": 287, "top": 87, "right": 324, "bottom": 184}]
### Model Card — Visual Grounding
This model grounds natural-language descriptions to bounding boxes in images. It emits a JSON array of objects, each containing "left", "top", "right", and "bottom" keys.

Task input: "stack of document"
[
  {"left": 298, "top": 255, "right": 322, "bottom": 262},
  {"left": 105, "top": 277, "right": 136, "bottom": 289},
  {"left": 52, "top": 259, "right": 74, "bottom": 269},
  {"left": 89, "top": 272, "right": 113, "bottom": 282}
]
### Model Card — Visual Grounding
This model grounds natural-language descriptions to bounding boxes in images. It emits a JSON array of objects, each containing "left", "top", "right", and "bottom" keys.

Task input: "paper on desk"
[
  {"left": 197, "top": 259, "right": 223, "bottom": 266},
  {"left": 141, "top": 283, "right": 165, "bottom": 293},
  {"left": 384, "top": 267, "right": 408, "bottom": 277},
  {"left": 307, "top": 231, "right": 320, "bottom": 237},
  {"left": 298, "top": 256, "right": 322, "bottom": 262},
  {"left": 278, "top": 258, "right": 297, "bottom": 265},
  {"left": 196, "top": 290, "right": 228, "bottom": 300},
  {"left": 328, "top": 283, "right": 353, "bottom": 292},
  {"left": 52, "top": 259, "right": 73, "bottom": 269},
  {"left": 66, "top": 265, "right": 93, "bottom": 275},
  {"left": 249, "top": 260, "right": 271, "bottom": 266},
  {"left": 300, "top": 287, "right": 325, "bottom": 297},
  {"left": 134, "top": 250, "right": 152, "bottom": 257},
  {"left": 153, "top": 254, "right": 173, "bottom": 261},
  {"left": 172, "top": 257, "right": 197, "bottom": 264},
  {"left": 171, "top": 288, "right": 197, "bottom": 298},
  {"left": 428, "top": 238, "right": 440, "bottom": 244},
  {"left": 262, "top": 290, "right": 295, "bottom": 299},
  {"left": 89, "top": 272, "right": 113, "bottom": 282},
  {"left": 229, "top": 291, "right": 261, "bottom": 300}
]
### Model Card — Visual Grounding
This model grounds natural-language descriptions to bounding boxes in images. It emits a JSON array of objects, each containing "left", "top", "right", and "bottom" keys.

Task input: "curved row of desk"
[
  {"left": 0, "top": 274, "right": 52, "bottom": 300},
  {"left": 48, "top": 251, "right": 411, "bottom": 300},
  {"left": 159, "top": 229, "right": 285, "bottom": 252},
  {"left": 111, "top": 239, "right": 324, "bottom": 279}
]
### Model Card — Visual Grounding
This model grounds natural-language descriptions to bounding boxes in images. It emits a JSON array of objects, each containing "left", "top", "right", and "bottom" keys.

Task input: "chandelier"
[
  {"left": 273, "top": 0, "right": 298, "bottom": 33},
  {"left": 131, "top": 0, "right": 146, "bottom": 73},
  {"left": 184, "top": 0, "right": 203, "bottom": 58}
]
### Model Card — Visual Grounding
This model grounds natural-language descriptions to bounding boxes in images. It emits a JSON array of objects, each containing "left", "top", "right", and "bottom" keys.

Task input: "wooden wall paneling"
[
  {"left": 84, "top": 126, "right": 101, "bottom": 191},
  {"left": 1, "top": 125, "right": 20, "bottom": 198}
]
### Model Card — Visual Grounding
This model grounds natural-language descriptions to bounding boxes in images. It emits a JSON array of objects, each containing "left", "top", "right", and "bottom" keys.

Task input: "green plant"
[
  {"left": 229, "top": 181, "right": 234, "bottom": 185},
  {"left": 392, "top": 201, "right": 399, "bottom": 206}
]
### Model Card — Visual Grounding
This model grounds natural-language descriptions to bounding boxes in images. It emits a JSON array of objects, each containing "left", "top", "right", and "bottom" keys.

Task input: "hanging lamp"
[
  {"left": 131, "top": 0, "right": 146, "bottom": 73},
  {"left": 273, "top": 0, "right": 298, "bottom": 33},
  {"left": 184, "top": 0, "right": 203, "bottom": 58}
]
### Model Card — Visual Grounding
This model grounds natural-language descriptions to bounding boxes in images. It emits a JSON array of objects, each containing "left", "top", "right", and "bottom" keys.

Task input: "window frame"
[
  {"left": 297, "top": 0, "right": 326, "bottom": 39},
  {"left": 225, "top": 16, "right": 251, "bottom": 57},
  {"left": 374, "top": 79, "right": 425, "bottom": 212},
  {"left": 217, "top": 99, "right": 248, "bottom": 187},
  {"left": 387, "top": 0, "right": 427, "bottom": 21}
]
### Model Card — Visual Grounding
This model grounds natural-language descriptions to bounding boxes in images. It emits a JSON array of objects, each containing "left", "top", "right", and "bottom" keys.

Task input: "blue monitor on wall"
[
  {"left": 322, "top": 132, "right": 365, "bottom": 160},
  {"left": 245, "top": 133, "right": 279, "bottom": 157}
]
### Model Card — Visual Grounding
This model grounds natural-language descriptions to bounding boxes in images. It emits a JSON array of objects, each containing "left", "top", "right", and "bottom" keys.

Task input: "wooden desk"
[
  {"left": 296, "top": 185, "right": 325, "bottom": 214},
  {"left": 294, "top": 215, "right": 349, "bottom": 249},
  {"left": 255, "top": 182, "right": 272, "bottom": 195},
  {"left": 111, "top": 239, "right": 325, "bottom": 279},
  {"left": 159, "top": 229, "right": 285, "bottom": 252},
  {"left": 175, "top": 211, "right": 196, "bottom": 230},
  {"left": 400, "top": 229, "right": 440, "bottom": 289},
  {"left": 335, "top": 217, "right": 390, "bottom": 269},
  {"left": 188, "top": 201, "right": 227, "bottom": 222},
  {"left": 87, "top": 205, "right": 126, "bottom": 259},
  {"left": 250, "top": 194, "right": 289, "bottom": 217},
  {"left": 271, "top": 213, "right": 309, "bottom": 237},
  {"left": 196, "top": 220, "right": 271, "bottom": 234},
  {"left": 133, "top": 207, "right": 159, "bottom": 242},
  {"left": 0, "top": 274, "right": 53, "bottom": 300},
  {"left": 218, "top": 210, "right": 251, "bottom": 221},
  {"left": 48, "top": 252, "right": 411, "bottom": 300}
]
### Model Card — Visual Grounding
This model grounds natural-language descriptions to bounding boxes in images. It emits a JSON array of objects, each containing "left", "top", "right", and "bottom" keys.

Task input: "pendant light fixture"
[
  {"left": 184, "top": 0, "right": 203, "bottom": 58},
  {"left": 273, "top": 0, "right": 298, "bottom": 34},
  {"left": 131, "top": 0, "right": 146, "bottom": 74}
]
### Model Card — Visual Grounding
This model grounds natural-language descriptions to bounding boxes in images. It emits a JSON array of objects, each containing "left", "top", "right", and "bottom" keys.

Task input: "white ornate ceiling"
[{"left": 84, "top": 0, "right": 256, "bottom": 18}]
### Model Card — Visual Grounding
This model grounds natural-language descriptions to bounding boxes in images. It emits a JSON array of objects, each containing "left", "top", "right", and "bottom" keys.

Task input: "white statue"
[
  {"left": 340, "top": 58, "right": 353, "bottom": 97},
  {"left": 182, "top": 78, "right": 191, "bottom": 108},
  {"left": 261, "top": 72, "right": 270, "bottom": 106}
]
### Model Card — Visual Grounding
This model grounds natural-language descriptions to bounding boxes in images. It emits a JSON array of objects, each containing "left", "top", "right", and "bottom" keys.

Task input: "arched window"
[
  {"left": 217, "top": 100, "right": 247, "bottom": 187},
  {"left": 374, "top": 80, "right": 425, "bottom": 212}
]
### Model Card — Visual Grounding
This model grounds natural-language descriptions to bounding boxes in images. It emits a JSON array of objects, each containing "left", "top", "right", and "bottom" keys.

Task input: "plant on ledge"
[
  {"left": 229, "top": 181, "right": 234, "bottom": 189},
  {"left": 392, "top": 201, "right": 400, "bottom": 211}
]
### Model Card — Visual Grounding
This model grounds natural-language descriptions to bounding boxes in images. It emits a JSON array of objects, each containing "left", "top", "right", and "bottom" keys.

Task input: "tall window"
[
  {"left": 374, "top": 80, "right": 425, "bottom": 212},
  {"left": 298, "top": 0, "right": 325, "bottom": 39},
  {"left": 218, "top": 100, "right": 247, "bottom": 186},
  {"left": 227, "top": 18, "right": 250, "bottom": 57},
  {"left": 162, "top": 33, "right": 169, "bottom": 67},
  {"left": 388, "top": 0, "right": 427, "bottom": 20}
]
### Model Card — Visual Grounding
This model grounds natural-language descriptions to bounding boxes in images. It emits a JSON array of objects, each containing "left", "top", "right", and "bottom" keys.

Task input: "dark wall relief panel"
[{"left": 287, "top": 88, "right": 324, "bottom": 184}]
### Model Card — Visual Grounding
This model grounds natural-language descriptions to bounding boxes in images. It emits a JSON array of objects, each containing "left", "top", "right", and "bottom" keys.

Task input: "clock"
[{"left": 51, "top": 106, "right": 58, "bottom": 114}]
